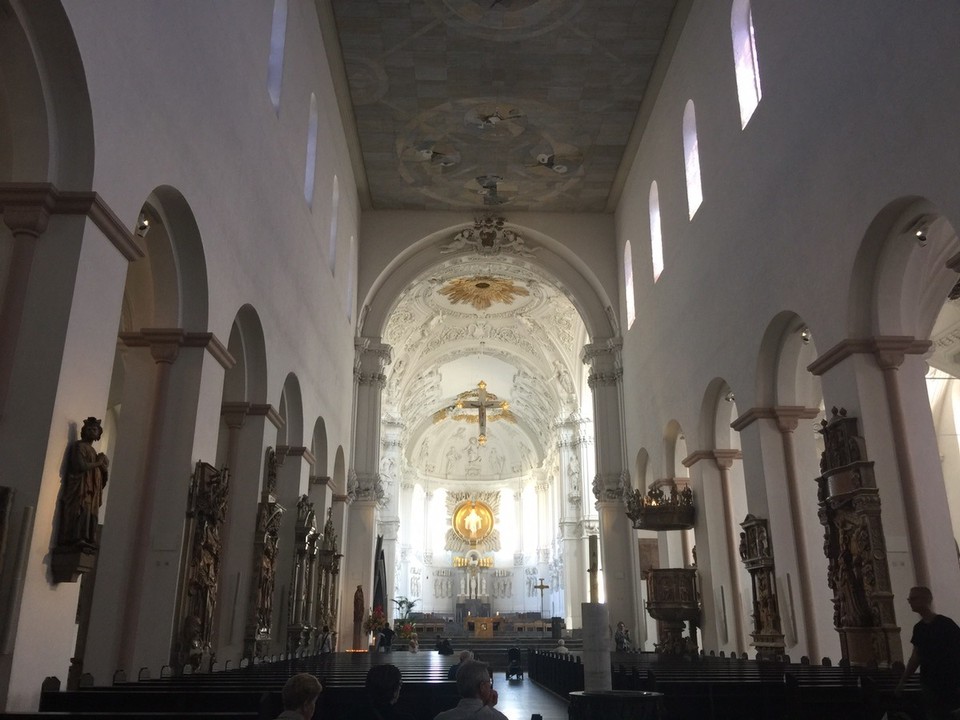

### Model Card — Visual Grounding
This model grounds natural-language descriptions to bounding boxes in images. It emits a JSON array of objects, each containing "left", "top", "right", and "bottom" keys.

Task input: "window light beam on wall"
[
  {"left": 650, "top": 181, "right": 664, "bottom": 282},
  {"left": 267, "top": 0, "right": 288, "bottom": 112},
  {"left": 732, "top": 0, "right": 762, "bottom": 129}
]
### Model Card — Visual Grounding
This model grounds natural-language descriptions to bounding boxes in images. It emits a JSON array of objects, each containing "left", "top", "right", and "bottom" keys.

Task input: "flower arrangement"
[
  {"left": 362, "top": 605, "right": 387, "bottom": 635},
  {"left": 397, "top": 621, "right": 416, "bottom": 639}
]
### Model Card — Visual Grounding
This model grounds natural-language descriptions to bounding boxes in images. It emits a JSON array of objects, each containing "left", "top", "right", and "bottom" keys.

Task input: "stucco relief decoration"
[
  {"left": 439, "top": 276, "right": 530, "bottom": 310},
  {"left": 440, "top": 216, "right": 538, "bottom": 256},
  {"left": 426, "top": 0, "right": 585, "bottom": 41},
  {"left": 444, "top": 491, "right": 501, "bottom": 552}
]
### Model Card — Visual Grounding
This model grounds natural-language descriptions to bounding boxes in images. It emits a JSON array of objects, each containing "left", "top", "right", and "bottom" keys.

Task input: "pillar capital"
[
  {"left": 120, "top": 329, "right": 234, "bottom": 368},
  {"left": 581, "top": 337, "right": 623, "bottom": 388},
  {"left": 0, "top": 182, "right": 142, "bottom": 259},
  {"left": 354, "top": 337, "right": 392, "bottom": 387},
  {"left": 806, "top": 336, "right": 930, "bottom": 376},
  {"left": 731, "top": 405, "right": 820, "bottom": 433}
]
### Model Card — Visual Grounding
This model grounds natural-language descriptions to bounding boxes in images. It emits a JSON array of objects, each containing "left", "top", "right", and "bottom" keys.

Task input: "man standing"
[{"left": 897, "top": 586, "right": 960, "bottom": 720}]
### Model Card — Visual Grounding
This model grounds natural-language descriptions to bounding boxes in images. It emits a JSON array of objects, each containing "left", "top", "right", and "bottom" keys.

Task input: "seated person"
[
  {"left": 434, "top": 661, "right": 508, "bottom": 720},
  {"left": 362, "top": 664, "right": 413, "bottom": 720},
  {"left": 553, "top": 639, "right": 570, "bottom": 655},
  {"left": 438, "top": 637, "right": 455, "bottom": 656},
  {"left": 408, "top": 632, "right": 419, "bottom": 653},
  {"left": 447, "top": 649, "right": 473, "bottom": 680},
  {"left": 275, "top": 673, "right": 322, "bottom": 720}
]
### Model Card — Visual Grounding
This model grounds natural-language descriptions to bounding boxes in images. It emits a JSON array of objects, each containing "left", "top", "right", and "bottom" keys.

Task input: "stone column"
[
  {"left": 582, "top": 338, "right": 637, "bottom": 633},
  {"left": 342, "top": 338, "right": 390, "bottom": 647},
  {"left": 0, "top": 200, "right": 49, "bottom": 419},
  {"left": 0, "top": 184, "right": 139, "bottom": 712}
]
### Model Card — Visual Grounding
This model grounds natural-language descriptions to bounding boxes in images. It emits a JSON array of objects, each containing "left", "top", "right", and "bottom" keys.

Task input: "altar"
[
  {"left": 456, "top": 600, "right": 490, "bottom": 624},
  {"left": 467, "top": 617, "right": 498, "bottom": 638}
]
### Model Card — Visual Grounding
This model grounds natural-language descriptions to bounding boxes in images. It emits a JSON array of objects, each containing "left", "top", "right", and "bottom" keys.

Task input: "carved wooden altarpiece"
[
  {"left": 244, "top": 448, "right": 285, "bottom": 660},
  {"left": 739, "top": 514, "right": 785, "bottom": 659},
  {"left": 816, "top": 408, "right": 901, "bottom": 667},
  {"left": 286, "top": 494, "right": 319, "bottom": 656},
  {"left": 172, "top": 461, "right": 229, "bottom": 671},
  {"left": 314, "top": 506, "right": 342, "bottom": 646}
]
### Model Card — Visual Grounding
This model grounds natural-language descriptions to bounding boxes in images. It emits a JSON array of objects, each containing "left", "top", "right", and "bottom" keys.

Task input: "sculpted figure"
[
  {"left": 353, "top": 584, "right": 365, "bottom": 624},
  {"left": 59, "top": 417, "right": 109, "bottom": 547}
]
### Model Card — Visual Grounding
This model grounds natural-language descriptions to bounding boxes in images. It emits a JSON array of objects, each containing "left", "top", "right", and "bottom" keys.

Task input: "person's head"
[
  {"left": 617, "top": 621, "right": 625, "bottom": 630},
  {"left": 366, "top": 664, "right": 402, "bottom": 706},
  {"left": 458, "top": 649, "right": 473, "bottom": 663},
  {"left": 322, "top": 625, "right": 329, "bottom": 633},
  {"left": 907, "top": 586, "right": 933, "bottom": 614},
  {"left": 281, "top": 673, "right": 322, "bottom": 719},
  {"left": 556, "top": 640, "right": 565, "bottom": 647},
  {"left": 455, "top": 661, "right": 494, "bottom": 703}
]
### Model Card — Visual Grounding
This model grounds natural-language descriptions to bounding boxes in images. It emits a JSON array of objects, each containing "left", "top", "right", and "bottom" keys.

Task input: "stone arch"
[
  {"left": 277, "top": 373, "right": 304, "bottom": 448},
  {"left": 359, "top": 221, "right": 617, "bottom": 342},
  {"left": 695, "top": 377, "right": 749, "bottom": 655},
  {"left": 86, "top": 187, "right": 212, "bottom": 680},
  {"left": 634, "top": 448, "right": 652, "bottom": 490},
  {"left": 848, "top": 196, "right": 960, "bottom": 339},
  {"left": 311, "top": 417, "right": 328, "bottom": 477},
  {"left": 0, "top": 1, "right": 94, "bottom": 186},
  {"left": 333, "top": 446, "right": 346, "bottom": 493},
  {"left": 663, "top": 419, "right": 687, "bottom": 479},
  {"left": 844, "top": 198, "right": 960, "bottom": 625},
  {"left": 222, "top": 305, "right": 268, "bottom": 407},
  {"left": 753, "top": 310, "right": 834, "bottom": 660}
]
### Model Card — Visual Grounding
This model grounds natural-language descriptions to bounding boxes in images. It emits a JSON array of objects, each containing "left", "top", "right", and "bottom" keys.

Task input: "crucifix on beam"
[{"left": 432, "top": 380, "right": 515, "bottom": 445}]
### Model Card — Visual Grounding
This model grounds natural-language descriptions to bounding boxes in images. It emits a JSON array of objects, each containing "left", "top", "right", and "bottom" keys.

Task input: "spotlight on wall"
[
  {"left": 724, "top": 391, "right": 736, "bottom": 403},
  {"left": 903, "top": 214, "right": 934, "bottom": 247},
  {"left": 135, "top": 212, "right": 151, "bottom": 238},
  {"left": 800, "top": 326, "right": 812, "bottom": 344}
]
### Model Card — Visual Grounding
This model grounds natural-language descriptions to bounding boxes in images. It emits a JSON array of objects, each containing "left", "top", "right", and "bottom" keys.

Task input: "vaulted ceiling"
[{"left": 319, "top": 1, "right": 686, "bottom": 479}]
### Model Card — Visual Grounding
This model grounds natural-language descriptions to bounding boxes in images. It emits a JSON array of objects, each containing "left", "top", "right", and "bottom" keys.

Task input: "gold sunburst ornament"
[{"left": 439, "top": 276, "right": 529, "bottom": 310}]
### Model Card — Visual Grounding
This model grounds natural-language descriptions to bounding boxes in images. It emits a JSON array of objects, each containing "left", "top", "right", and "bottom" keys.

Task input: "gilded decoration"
[
  {"left": 453, "top": 500, "right": 494, "bottom": 544},
  {"left": 445, "top": 491, "right": 501, "bottom": 553},
  {"left": 439, "top": 276, "right": 529, "bottom": 310}
]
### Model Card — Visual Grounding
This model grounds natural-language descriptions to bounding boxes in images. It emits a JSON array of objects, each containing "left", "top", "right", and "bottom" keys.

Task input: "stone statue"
[
  {"left": 59, "top": 417, "right": 109, "bottom": 547},
  {"left": 353, "top": 584, "right": 364, "bottom": 624}
]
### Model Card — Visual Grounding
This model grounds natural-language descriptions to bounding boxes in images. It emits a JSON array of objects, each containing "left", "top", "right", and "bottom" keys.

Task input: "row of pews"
[
  {"left": 1, "top": 652, "right": 461, "bottom": 720},
  {"left": 529, "top": 649, "right": 927, "bottom": 720}
]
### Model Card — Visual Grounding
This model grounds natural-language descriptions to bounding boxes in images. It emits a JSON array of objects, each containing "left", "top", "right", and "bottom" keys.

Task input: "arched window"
[
  {"left": 682, "top": 100, "right": 703, "bottom": 219},
  {"left": 624, "top": 240, "right": 636, "bottom": 329},
  {"left": 328, "top": 175, "right": 339, "bottom": 275},
  {"left": 304, "top": 93, "right": 318, "bottom": 205},
  {"left": 267, "top": 0, "right": 288, "bottom": 112},
  {"left": 650, "top": 181, "right": 664, "bottom": 281},
  {"left": 731, "top": 0, "right": 762, "bottom": 128}
]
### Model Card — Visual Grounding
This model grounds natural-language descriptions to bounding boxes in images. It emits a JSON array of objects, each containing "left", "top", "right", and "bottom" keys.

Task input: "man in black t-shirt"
[{"left": 897, "top": 586, "right": 960, "bottom": 719}]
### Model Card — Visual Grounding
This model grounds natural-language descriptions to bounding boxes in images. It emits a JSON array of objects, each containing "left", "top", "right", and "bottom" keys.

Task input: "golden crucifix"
[{"left": 432, "top": 380, "right": 515, "bottom": 445}]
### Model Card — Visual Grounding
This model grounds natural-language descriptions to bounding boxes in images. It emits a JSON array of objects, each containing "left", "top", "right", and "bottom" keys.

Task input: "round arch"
[
  {"left": 0, "top": 1, "right": 94, "bottom": 186},
  {"left": 359, "top": 221, "right": 617, "bottom": 342},
  {"left": 311, "top": 417, "right": 328, "bottom": 477},
  {"left": 278, "top": 372, "right": 304, "bottom": 448},
  {"left": 755, "top": 310, "right": 821, "bottom": 409},
  {"left": 223, "top": 305, "right": 268, "bottom": 406}
]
